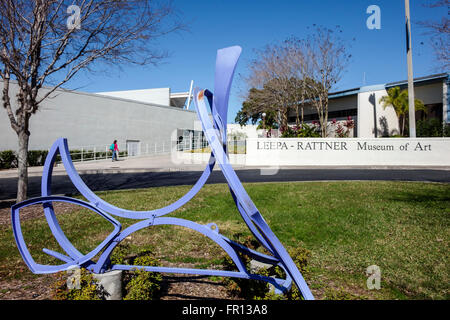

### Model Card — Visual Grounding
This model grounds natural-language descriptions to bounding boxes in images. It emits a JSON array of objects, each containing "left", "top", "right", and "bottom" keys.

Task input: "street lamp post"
[
  {"left": 262, "top": 112, "right": 267, "bottom": 137},
  {"left": 405, "top": 0, "right": 416, "bottom": 138}
]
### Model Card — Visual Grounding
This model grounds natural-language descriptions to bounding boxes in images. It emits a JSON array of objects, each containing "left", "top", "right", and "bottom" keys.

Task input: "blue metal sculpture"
[{"left": 11, "top": 46, "right": 314, "bottom": 300}]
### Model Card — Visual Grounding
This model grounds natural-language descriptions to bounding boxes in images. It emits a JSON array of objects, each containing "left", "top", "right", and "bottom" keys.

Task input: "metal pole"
[
  {"left": 186, "top": 80, "right": 194, "bottom": 110},
  {"left": 405, "top": 0, "right": 416, "bottom": 137}
]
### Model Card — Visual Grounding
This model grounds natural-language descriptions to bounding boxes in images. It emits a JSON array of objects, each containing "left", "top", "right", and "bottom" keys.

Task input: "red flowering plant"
[
  {"left": 281, "top": 123, "right": 321, "bottom": 138},
  {"left": 333, "top": 116, "right": 355, "bottom": 138}
]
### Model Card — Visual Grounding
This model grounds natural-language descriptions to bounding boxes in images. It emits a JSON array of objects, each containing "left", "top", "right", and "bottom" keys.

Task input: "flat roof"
[
  {"left": 385, "top": 73, "right": 449, "bottom": 88},
  {"left": 329, "top": 73, "right": 449, "bottom": 100},
  {"left": 0, "top": 79, "right": 196, "bottom": 113}
]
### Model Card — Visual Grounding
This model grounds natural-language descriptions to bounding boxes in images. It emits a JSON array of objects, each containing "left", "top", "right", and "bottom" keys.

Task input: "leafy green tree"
[
  {"left": 236, "top": 84, "right": 284, "bottom": 129},
  {"left": 379, "top": 87, "right": 426, "bottom": 136}
]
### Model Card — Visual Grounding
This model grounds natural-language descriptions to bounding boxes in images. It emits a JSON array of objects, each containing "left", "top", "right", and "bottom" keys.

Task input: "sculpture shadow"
[
  {"left": 159, "top": 275, "right": 230, "bottom": 300},
  {"left": 369, "top": 93, "right": 378, "bottom": 138}
]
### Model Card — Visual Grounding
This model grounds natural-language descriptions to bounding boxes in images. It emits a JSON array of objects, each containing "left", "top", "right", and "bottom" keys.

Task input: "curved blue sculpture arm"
[
  {"left": 212, "top": 46, "right": 242, "bottom": 145},
  {"left": 11, "top": 196, "right": 121, "bottom": 274},
  {"left": 193, "top": 86, "right": 314, "bottom": 300},
  {"left": 41, "top": 138, "right": 217, "bottom": 220}
]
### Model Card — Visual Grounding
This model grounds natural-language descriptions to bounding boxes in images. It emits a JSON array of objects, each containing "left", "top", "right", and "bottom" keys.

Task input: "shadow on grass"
[
  {"left": 159, "top": 275, "right": 232, "bottom": 300},
  {"left": 386, "top": 187, "right": 450, "bottom": 207},
  {"left": 0, "top": 200, "right": 14, "bottom": 210}
]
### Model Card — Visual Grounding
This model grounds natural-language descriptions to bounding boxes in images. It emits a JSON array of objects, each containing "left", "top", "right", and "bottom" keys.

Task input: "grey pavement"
[
  {"left": 0, "top": 154, "right": 213, "bottom": 178},
  {"left": 1, "top": 154, "right": 449, "bottom": 202}
]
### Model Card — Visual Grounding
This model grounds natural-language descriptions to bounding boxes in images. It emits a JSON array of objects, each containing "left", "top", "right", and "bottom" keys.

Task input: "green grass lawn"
[{"left": 0, "top": 181, "right": 448, "bottom": 300}]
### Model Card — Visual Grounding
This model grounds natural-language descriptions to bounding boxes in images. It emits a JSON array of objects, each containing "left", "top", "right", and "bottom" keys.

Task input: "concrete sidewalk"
[{"left": 0, "top": 154, "right": 230, "bottom": 178}]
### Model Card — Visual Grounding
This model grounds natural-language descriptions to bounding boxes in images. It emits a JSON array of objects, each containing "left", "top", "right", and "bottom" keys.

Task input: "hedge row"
[
  {"left": 0, "top": 149, "right": 128, "bottom": 170},
  {"left": 416, "top": 119, "right": 450, "bottom": 138},
  {"left": 0, "top": 150, "right": 49, "bottom": 169}
]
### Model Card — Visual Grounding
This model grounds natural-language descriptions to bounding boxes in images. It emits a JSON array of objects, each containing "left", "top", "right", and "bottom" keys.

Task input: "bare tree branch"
[
  {"left": 417, "top": 0, "right": 449, "bottom": 69},
  {"left": 0, "top": 0, "right": 186, "bottom": 202},
  {"left": 241, "top": 26, "right": 352, "bottom": 136}
]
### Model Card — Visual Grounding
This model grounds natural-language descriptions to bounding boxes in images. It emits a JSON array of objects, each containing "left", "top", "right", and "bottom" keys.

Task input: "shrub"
[
  {"left": 69, "top": 149, "right": 82, "bottom": 161},
  {"left": 281, "top": 124, "right": 321, "bottom": 138},
  {"left": 109, "top": 242, "right": 133, "bottom": 265},
  {"left": 0, "top": 150, "right": 17, "bottom": 169},
  {"left": 417, "top": 118, "right": 445, "bottom": 137},
  {"left": 53, "top": 268, "right": 105, "bottom": 300},
  {"left": 221, "top": 235, "right": 268, "bottom": 298},
  {"left": 0, "top": 148, "right": 126, "bottom": 169},
  {"left": 297, "top": 123, "right": 322, "bottom": 138},
  {"left": 123, "top": 250, "right": 163, "bottom": 300},
  {"left": 27, "top": 150, "right": 48, "bottom": 167},
  {"left": 124, "top": 269, "right": 162, "bottom": 300},
  {"left": 0, "top": 149, "right": 48, "bottom": 169},
  {"left": 221, "top": 235, "right": 311, "bottom": 300},
  {"left": 331, "top": 117, "right": 355, "bottom": 138},
  {"left": 110, "top": 244, "right": 163, "bottom": 300},
  {"left": 52, "top": 246, "right": 163, "bottom": 300}
]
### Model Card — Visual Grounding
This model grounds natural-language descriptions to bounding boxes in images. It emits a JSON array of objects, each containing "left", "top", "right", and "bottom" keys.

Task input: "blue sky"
[{"left": 68, "top": 0, "right": 448, "bottom": 123}]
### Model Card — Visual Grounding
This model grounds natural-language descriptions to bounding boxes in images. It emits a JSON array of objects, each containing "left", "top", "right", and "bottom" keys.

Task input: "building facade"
[
  {"left": 0, "top": 81, "right": 199, "bottom": 154},
  {"left": 287, "top": 73, "right": 450, "bottom": 138},
  {"left": 1, "top": 73, "right": 448, "bottom": 155}
]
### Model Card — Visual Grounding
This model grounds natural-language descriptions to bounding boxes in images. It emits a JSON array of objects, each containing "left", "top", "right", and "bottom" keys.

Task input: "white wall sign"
[{"left": 246, "top": 138, "right": 450, "bottom": 167}]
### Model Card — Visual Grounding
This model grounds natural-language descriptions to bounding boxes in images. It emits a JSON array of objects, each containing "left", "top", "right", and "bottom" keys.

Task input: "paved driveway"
[{"left": 1, "top": 166, "right": 449, "bottom": 201}]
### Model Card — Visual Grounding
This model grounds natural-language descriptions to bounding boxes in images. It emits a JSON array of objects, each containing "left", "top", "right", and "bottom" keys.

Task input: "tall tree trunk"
[
  {"left": 281, "top": 110, "right": 289, "bottom": 132},
  {"left": 401, "top": 116, "right": 406, "bottom": 137},
  {"left": 301, "top": 106, "right": 304, "bottom": 127},
  {"left": 295, "top": 105, "right": 300, "bottom": 128},
  {"left": 321, "top": 117, "right": 327, "bottom": 137},
  {"left": 16, "top": 130, "right": 30, "bottom": 203},
  {"left": 319, "top": 108, "right": 327, "bottom": 138},
  {"left": 323, "top": 96, "right": 329, "bottom": 138}
]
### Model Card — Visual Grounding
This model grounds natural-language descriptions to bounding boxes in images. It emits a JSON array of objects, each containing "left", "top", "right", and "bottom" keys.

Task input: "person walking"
[{"left": 110, "top": 140, "right": 119, "bottom": 161}]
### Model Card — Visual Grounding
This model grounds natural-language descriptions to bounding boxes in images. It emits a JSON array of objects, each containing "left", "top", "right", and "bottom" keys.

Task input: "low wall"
[
  {"left": 173, "top": 152, "right": 246, "bottom": 166},
  {"left": 245, "top": 138, "right": 450, "bottom": 167}
]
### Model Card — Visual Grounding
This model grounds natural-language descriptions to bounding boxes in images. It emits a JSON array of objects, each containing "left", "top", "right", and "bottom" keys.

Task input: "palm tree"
[{"left": 379, "top": 86, "right": 426, "bottom": 136}]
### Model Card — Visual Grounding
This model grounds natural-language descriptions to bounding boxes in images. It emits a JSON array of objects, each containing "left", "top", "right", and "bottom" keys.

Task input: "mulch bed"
[
  {"left": 0, "top": 201, "right": 76, "bottom": 225},
  {"left": 0, "top": 273, "right": 236, "bottom": 300}
]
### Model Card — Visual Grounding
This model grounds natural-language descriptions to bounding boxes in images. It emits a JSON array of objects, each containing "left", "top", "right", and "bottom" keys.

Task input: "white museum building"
[
  {"left": 0, "top": 80, "right": 200, "bottom": 156},
  {"left": 286, "top": 73, "right": 449, "bottom": 138}
]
